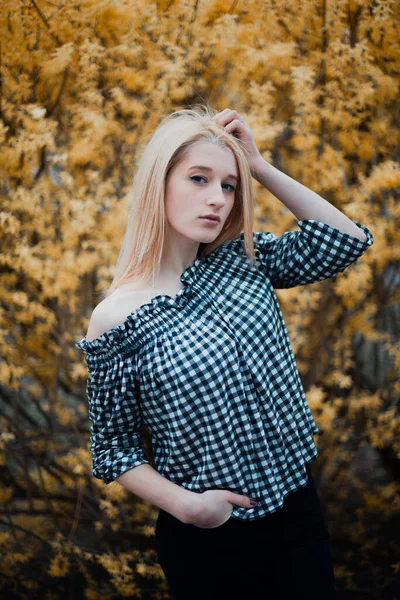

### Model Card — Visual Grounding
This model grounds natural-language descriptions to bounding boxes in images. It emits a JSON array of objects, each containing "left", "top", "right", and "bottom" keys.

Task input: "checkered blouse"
[{"left": 76, "top": 219, "right": 373, "bottom": 520}]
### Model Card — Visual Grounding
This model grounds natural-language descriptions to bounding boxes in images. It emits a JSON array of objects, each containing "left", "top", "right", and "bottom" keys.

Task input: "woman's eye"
[
  {"left": 190, "top": 176, "right": 235, "bottom": 191},
  {"left": 190, "top": 175, "right": 206, "bottom": 183}
]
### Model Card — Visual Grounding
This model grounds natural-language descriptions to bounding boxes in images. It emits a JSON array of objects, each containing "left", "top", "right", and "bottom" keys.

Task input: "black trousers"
[{"left": 155, "top": 465, "right": 336, "bottom": 599}]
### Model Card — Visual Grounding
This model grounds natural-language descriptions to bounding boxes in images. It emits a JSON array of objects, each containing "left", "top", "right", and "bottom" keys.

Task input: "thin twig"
[
  {"left": 228, "top": 0, "right": 239, "bottom": 13},
  {"left": 67, "top": 487, "right": 84, "bottom": 543},
  {"left": 47, "top": 66, "right": 69, "bottom": 116},
  {"left": 0, "top": 518, "right": 51, "bottom": 548},
  {"left": 30, "top": 0, "right": 61, "bottom": 45}
]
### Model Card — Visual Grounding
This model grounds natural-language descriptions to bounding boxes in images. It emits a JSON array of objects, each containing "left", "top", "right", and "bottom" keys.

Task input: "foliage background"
[{"left": 0, "top": 0, "right": 399, "bottom": 598}]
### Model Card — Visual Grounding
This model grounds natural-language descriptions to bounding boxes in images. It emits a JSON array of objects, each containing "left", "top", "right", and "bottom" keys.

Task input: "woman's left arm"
[
  {"left": 213, "top": 109, "right": 367, "bottom": 241},
  {"left": 251, "top": 158, "right": 367, "bottom": 241}
]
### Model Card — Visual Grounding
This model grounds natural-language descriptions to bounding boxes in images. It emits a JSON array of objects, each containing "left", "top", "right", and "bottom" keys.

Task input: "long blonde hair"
[{"left": 104, "top": 105, "right": 257, "bottom": 297}]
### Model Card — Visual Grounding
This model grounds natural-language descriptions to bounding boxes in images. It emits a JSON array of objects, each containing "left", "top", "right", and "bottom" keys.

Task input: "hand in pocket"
[{"left": 189, "top": 489, "right": 257, "bottom": 529}]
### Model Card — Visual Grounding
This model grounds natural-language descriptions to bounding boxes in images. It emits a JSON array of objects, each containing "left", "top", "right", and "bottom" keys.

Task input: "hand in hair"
[{"left": 212, "top": 108, "right": 263, "bottom": 177}]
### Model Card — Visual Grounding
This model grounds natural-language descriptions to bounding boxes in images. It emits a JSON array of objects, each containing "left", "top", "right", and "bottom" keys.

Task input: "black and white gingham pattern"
[{"left": 76, "top": 219, "right": 373, "bottom": 520}]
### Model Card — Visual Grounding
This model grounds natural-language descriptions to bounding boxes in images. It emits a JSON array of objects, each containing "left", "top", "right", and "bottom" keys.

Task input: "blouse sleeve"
[
  {"left": 76, "top": 341, "right": 151, "bottom": 484},
  {"left": 254, "top": 219, "right": 374, "bottom": 289}
]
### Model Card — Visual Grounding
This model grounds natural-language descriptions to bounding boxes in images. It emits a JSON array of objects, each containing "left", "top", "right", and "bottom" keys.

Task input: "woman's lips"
[{"left": 199, "top": 217, "right": 220, "bottom": 225}]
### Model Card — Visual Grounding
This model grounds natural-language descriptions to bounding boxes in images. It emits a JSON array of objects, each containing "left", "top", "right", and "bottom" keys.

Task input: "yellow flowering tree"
[{"left": 0, "top": 0, "right": 399, "bottom": 597}]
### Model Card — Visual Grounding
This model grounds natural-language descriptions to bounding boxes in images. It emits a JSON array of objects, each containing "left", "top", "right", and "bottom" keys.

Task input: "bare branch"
[{"left": 29, "top": 0, "right": 61, "bottom": 45}]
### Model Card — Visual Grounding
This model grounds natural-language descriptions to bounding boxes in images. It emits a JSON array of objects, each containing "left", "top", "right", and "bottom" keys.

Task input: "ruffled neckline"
[{"left": 75, "top": 239, "right": 237, "bottom": 359}]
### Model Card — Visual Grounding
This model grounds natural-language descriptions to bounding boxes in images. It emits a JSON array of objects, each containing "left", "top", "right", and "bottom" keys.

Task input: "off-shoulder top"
[{"left": 76, "top": 219, "right": 373, "bottom": 521}]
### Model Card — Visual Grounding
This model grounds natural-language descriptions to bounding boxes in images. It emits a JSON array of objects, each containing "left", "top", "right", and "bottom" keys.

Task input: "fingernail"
[{"left": 249, "top": 499, "right": 258, "bottom": 507}]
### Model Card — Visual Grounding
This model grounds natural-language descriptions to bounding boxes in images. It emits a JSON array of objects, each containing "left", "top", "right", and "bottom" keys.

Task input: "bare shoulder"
[{"left": 85, "top": 284, "right": 154, "bottom": 342}]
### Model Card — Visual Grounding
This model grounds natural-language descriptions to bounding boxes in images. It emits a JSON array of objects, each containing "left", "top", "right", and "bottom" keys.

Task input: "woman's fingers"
[
  {"left": 213, "top": 108, "right": 245, "bottom": 128},
  {"left": 225, "top": 491, "right": 258, "bottom": 508},
  {"left": 212, "top": 108, "right": 262, "bottom": 174},
  {"left": 223, "top": 119, "right": 245, "bottom": 135},
  {"left": 213, "top": 109, "right": 247, "bottom": 141},
  {"left": 212, "top": 108, "right": 231, "bottom": 122}
]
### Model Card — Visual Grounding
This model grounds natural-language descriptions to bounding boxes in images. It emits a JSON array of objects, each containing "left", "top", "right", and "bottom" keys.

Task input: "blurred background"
[{"left": 0, "top": 0, "right": 399, "bottom": 598}]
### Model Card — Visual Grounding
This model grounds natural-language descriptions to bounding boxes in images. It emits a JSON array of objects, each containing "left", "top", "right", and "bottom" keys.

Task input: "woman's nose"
[{"left": 206, "top": 185, "right": 226, "bottom": 207}]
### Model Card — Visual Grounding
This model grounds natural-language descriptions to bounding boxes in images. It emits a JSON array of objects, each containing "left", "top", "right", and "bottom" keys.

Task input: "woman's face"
[{"left": 164, "top": 142, "right": 238, "bottom": 244}]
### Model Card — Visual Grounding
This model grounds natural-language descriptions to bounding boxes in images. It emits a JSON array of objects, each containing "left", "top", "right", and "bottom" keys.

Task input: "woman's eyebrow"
[{"left": 188, "top": 165, "right": 238, "bottom": 181}]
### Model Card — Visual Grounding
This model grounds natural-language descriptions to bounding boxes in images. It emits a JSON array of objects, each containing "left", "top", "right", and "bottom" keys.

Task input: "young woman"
[{"left": 76, "top": 106, "right": 373, "bottom": 599}]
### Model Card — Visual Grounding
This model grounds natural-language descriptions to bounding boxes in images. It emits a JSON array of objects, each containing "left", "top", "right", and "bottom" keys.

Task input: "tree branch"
[{"left": 30, "top": 0, "right": 61, "bottom": 45}]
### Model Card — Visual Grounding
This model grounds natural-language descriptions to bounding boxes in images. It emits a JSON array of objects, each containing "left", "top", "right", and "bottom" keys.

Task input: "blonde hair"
[{"left": 104, "top": 105, "right": 257, "bottom": 298}]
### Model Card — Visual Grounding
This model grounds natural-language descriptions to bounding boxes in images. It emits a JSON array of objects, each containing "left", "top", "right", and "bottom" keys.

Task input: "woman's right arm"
[
  {"left": 116, "top": 465, "right": 257, "bottom": 527},
  {"left": 116, "top": 464, "right": 199, "bottom": 524}
]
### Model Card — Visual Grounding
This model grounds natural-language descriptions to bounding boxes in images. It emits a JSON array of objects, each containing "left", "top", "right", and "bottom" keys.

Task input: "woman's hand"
[
  {"left": 186, "top": 489, "right": 258, "bottom": 529},
  {"left": 212, "top": 108, "right": 264, "bottom": 177}
]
